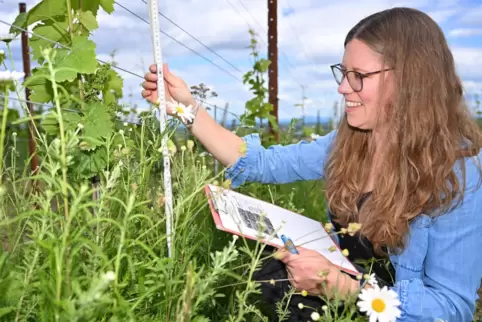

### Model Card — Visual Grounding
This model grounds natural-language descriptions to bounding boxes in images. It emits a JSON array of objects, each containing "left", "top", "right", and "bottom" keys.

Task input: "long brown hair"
[{"left": 324, "top": 7, "right": 482, "bottom": 254}]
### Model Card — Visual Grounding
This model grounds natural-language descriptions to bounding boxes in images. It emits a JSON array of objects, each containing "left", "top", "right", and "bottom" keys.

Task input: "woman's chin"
[{"left": 347, "top": 116, "right": 371, "bottom": 131}]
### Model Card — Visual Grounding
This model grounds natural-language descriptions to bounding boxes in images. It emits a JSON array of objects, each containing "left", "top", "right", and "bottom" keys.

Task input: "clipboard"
[{"left": 204, "top": 184, "right": 359, "bottom": 275}]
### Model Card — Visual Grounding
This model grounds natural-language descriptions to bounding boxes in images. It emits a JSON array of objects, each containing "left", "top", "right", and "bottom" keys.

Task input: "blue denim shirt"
[{"left": 225, "top": 130, "right": 482, "bottom": 322}]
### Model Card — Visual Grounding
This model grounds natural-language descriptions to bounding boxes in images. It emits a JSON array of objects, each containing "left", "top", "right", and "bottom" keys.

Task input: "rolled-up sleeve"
[
  {"left": 392, "top": 168, "right": 482, "bottom": 322},
  {"left": 225, "top": 131, "right": 337, "bottom": 188}
]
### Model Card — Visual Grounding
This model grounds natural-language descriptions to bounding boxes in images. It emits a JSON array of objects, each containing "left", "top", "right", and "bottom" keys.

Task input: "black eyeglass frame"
[{"left": 330, "top": 63, "right": 393, "bottom": 92}]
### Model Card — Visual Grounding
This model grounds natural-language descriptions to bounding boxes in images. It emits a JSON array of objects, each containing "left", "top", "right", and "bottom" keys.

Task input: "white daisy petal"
[
  {"left": 356, "top": 284, "right": 401, "bottom": 322},
  {"left": 0, "top": 33, "right": 16, "bottom": 42},
  {"left": 0, "top": 70, "right": 24, "bottom": 82}
]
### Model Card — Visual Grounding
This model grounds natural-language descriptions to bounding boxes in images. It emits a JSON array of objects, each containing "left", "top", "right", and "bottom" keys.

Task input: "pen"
[{"left": 281, "top": 234, "right": 299, "bottom": 254}]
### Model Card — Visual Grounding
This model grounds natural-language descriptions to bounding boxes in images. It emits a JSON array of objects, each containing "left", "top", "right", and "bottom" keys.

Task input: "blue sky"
[{"left": 1, "top": 0, "right": 482, "bottom": 124}]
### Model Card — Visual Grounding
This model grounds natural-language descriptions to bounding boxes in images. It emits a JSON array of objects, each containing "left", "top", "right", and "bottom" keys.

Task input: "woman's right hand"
[{"left": 141, "top": 63, "right": 196, "bottom": 114}]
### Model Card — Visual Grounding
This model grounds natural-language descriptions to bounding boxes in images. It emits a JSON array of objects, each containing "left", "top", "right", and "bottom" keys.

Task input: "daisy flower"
[
  {"left": 310, "top": 311, "right": 320, "bottom": 321},
  {"left": 357, "top": 285, "right": 401, "bottom": 322},
  {"left": 364, "top": 273, "right": 378, "bottom": 287},
  {"left": 166, "top": 99, "right": 196, "bottom": 124},
  {"left": 0, "top": 70, "right": 24, "bottom": 82},
  {"left": 0, "top": 33, "right": 17, "bottom": 43}
]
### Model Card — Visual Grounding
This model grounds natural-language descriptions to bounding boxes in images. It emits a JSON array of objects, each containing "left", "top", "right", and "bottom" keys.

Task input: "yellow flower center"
[
  {"left": 371, "top": 298, "right": 386, "bottom": 313},
  {"left": 175, "top": 106, "right": 184, "bottom": 114}
]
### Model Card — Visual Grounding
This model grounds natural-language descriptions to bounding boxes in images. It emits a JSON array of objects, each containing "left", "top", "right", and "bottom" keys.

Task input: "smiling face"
[{"left": 336, "top": 39, "right": 394, "bottom": 131}]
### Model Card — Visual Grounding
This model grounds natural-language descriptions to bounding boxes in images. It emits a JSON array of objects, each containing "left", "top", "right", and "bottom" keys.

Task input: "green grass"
[{"left": 2, "top": 108, "right": 482, "bottom": 321}]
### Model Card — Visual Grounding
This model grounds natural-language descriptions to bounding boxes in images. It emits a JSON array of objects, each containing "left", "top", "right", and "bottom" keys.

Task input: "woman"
[{"left": 141, "top": 7, "right": 482, "bottom": 321}]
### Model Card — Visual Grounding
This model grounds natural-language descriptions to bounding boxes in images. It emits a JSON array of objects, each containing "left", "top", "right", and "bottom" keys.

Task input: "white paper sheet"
[{"left": 207, "top": 184, "right": 358, "bottom": 274}]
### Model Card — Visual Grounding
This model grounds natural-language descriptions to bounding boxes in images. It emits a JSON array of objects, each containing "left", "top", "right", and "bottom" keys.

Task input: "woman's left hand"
[{"left": 276, "top": 247, "right": 359, "bottom": 298}]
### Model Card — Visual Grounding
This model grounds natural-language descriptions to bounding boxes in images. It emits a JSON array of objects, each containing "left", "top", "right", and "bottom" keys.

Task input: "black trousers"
[
  {"left": 251, "top": 249, "right": 392, "bottom": 321},
  {"left": 252, "top": 248, "right": 328, "bottom": 322}
]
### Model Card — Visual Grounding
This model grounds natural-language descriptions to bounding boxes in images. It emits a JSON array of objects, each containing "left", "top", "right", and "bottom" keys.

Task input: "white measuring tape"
[{"left": 147, "top": 0, "right": 174, "bottom": 258}]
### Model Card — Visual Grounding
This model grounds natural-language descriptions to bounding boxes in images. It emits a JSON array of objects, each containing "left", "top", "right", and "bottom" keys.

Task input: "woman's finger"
[
  {"left": 141, "top": 90, "right": 152, "bottom": 98},
  {"left": 144, "top": 72, "right": 158, "bottom": 82},
  {"left": 142, "top": 81, "right": 157, "bottom": 90}
]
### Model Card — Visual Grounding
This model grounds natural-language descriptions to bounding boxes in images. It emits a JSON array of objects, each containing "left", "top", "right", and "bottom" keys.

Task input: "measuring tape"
[{"left": 147, "top": 0, "right": 174, "bottom": 258}]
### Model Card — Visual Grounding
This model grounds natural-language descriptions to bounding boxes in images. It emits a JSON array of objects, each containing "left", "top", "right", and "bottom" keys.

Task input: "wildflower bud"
[
  {"left": 324, "top": 222, "right": 334, "bottom": 232},
  {"left": 342, "top": 249, "right": 349, "bottom": 257},
  {"left": 187, "top": 139, "right": 194, "bottom": 151},
  {"left": 222, "top": 179, "right": 232, "bottom": 189},
  {"left": 12, "top": 132, "right": 17, "bottom": 136},
  {"left": 269, "top": 279, "right": 275, "bottom": 286},
  {"left": 103, "top": 271, "right": 116, "bottom": 282},
  {"left": 301, "top": 290, "right": 308, "bottom": 297},
  {"left": 180, "top": 145, "right": 186, "bottom": 151},
  {"left": 298, "top": 303, "right": 304, "bottom": 309},
  {"left": 347, "top": 222, "right": 361, "bottom": 236},
  {"left": 311, "top": 312, "right": 320, "bottom": 321},
  {"left": 167, "top": 140, "right": 176, "bottom": 154}
]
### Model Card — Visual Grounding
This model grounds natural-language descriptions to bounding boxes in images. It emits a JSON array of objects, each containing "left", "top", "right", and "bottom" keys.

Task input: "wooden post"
[
  {"left": 268, "top": 0, "right": 279, "bottom": 142},
  {"left": 19, "top": 2, "right": 39, "bottom": 178}
]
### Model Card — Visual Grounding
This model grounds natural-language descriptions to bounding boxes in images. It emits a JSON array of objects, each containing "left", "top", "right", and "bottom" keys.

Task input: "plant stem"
[
  {"left": 65, "top": 0, "right": 85, "bottom": 100},
  {"left": 0, "top": 92, "right": 9, "bottom": 185},
  {"left": 46, "top": 56, "right": 69, "bottom": 220}
]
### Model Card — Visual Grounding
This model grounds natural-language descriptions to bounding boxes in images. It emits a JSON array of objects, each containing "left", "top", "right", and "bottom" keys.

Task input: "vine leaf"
[
  {"left": 41, "top": 110, "right": 82, "bottom": 136},
  {"left": 30, "top": 20, "right": 69, "bottom": 60},
  {"left": 83, "top": 102, "right": 114, "bottom": 140},
  {"left": 25, "top": 67, "right": 54, "bottom": 103},
  {"left": 55, "top": 36, "right": 98, "bottom": 82},
  {"left": 78, "top": 11, "right": 99, "bottom": 31},
  {"left": 74, "top": 146, "right": 108, "bottom": 179},
  {"left": 9, "top": 13, "right": 27, "bottom": 36},
  {"left": 71, "top": 0, "right": 101, "bottom": 16},
  {"left": 100, "top": 0, "right": 115, "bottom": 14},
  {"left": 103, "top": 69, "right": 123, "bottom": 105},
  {"left": 27, "top": 0, "right": 67, "bottom": 25}
]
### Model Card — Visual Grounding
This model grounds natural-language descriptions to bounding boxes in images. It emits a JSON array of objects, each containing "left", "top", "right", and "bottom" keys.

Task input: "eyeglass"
[{"left": 330, "top": 64, "right": 393, "bottom": 92}]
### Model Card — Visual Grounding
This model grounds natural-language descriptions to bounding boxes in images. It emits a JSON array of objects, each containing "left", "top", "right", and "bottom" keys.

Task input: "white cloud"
[
  {"left": 449, "top": 28, "right": 482, "bottom": 37},
  {"left": 459, "top": 5, "right": 482, "bottom": 25},
  {"left": 463, "top": 81, "right": 482, "bottom": 95},
  {"left": 452, "top": 47, "right": 482, "bottom": 80},
  {"left": 426, "top": 9, "right": 459, "bottom": 24}
]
